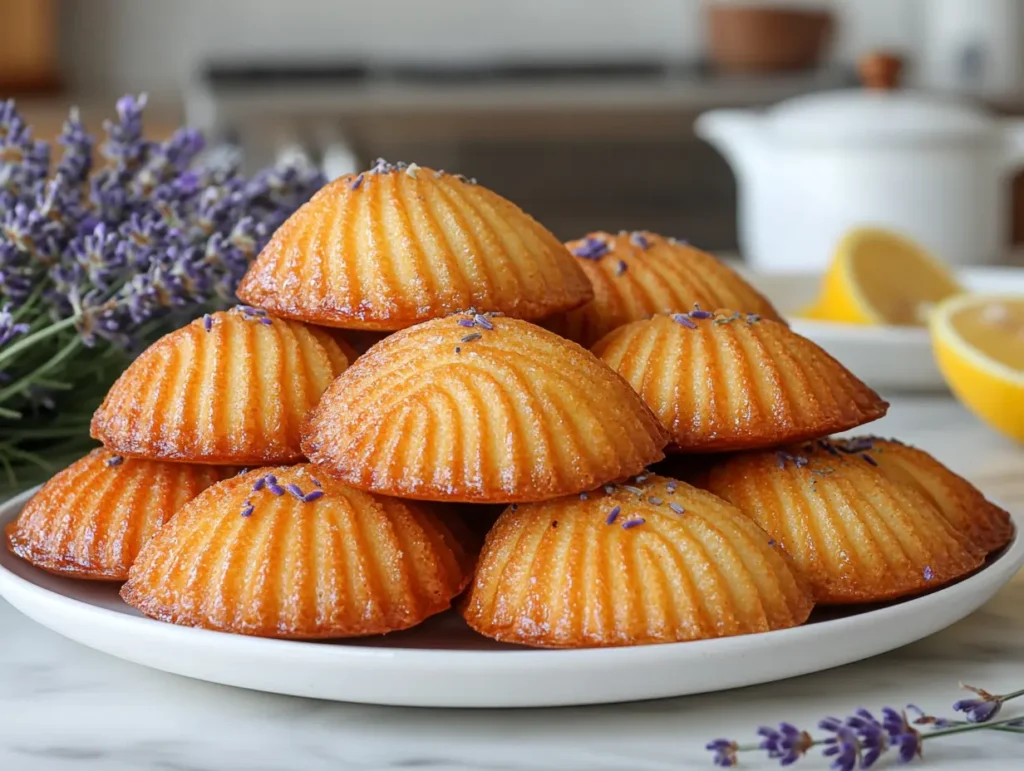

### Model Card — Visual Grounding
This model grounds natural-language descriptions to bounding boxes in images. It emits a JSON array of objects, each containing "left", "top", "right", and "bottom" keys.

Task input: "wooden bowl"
[{"left": 708, "top": 4, "right": 834, "bottom": 73}]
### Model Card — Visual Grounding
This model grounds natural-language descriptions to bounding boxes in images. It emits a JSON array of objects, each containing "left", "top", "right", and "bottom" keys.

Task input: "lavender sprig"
[
  {"left": 0, "top": 95, "right": 324, "bottom": 490},
  {"left": 707, "top": 683, "right": 1024, "bottom": 769}
]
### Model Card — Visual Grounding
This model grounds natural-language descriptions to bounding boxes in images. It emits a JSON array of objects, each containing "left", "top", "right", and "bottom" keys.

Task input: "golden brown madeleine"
[
  {"left": 91, "top": 308, "right": 349, "bottom": 464},
  {"left": 5, "top": 449, "right": 227, "bottom": 580},
  {"left": 122, "top": 465, "right": 475, "bottom": 638},
  {"left": 593, "top": 311, "right": 888, "bottom": 453},
  {"left": 236, "top": 161, "right": 593, "bottom": 330},
  {"left": 699, "top": 445, "right": 984, "bottom": 604},
  {"left": 302, "top": 314, "right": 669, "bottom": 502},
  {"left": 832, "top": 437, "right": 1014, "bottom": 554},
  {"left": 460, "top": 475, "right": 814, "bottom": 648},
  {"left": 543, "top": 231, "right": 783, "bottom": 347}
]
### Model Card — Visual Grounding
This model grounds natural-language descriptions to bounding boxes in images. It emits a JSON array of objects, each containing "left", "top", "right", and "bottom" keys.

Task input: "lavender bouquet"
[{"left": 0, "top": 95, "right": 324, "bottom": 492}]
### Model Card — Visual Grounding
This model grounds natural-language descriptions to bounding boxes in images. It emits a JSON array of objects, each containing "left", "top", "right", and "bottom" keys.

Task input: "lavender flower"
[
  {"left": 705, "top": 683, "right": 1024, "bottom": 769},
  {"left": 706, "top": 739, "right": 738, "bottom": 767},
  {"left": 0, "top": 93, "right": 323, "bottom": 394},
  {"left": 881, "top": 709, "right": 922, "bottom": 763},
  {"left": 954, "top": 685, "right": 1004, "bottom": 723},
  {"left": 629, "top": 231, "right": 650, "bottom": 250},
  {"left": 845, "top": 709, "right": 888, "bottom": 767},
  {"left": 671, "top": 312, "right": 697, "bottom": 329},
  {"left": 689, "top": 304, "right": 714, "bottom": 320},
  {"left": 0, "top": 304, "right": 29, "bottom": 347},
  {"left": 571, "top": 237, "right": 610, "bottom": 260},
  {"left": 819, "top": 719, "right": 859, "bottom": 771},
  {"left": 777, "top": 452, "right": 810, "bottom": 470},
  {"left": 758, "top": 722, "right": 813, "bottom": 765}
]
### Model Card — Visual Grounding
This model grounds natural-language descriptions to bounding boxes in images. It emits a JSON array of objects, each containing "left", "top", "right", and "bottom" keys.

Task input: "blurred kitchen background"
[{"left": 5, "top": 0, "right": 1024, "bottom": 252}]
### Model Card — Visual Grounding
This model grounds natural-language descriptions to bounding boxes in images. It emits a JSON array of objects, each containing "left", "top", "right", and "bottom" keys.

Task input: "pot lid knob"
[{"left": 858, "top": 51, "right": 903, "bottom": 91}]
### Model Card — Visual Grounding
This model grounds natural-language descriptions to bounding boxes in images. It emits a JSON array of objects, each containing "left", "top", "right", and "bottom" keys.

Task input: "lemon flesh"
[
  {"left": 931, "top": 294, "right": 1024, "bottom": 442},
  {"left": 811, "top": 228, "right": 962, "bottom": 326}
]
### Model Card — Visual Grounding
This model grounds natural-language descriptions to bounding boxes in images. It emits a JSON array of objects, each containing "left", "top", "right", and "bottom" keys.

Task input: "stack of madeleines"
[{"left": 6, "top": 160, "right": 1012, "bottom": 648}]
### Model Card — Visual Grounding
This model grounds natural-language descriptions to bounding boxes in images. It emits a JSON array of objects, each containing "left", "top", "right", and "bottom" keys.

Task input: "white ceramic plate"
[
  {"left": 2, "top": 489, "right": 1022, "bottom": 708},
  {"left": 744, "top": 267, "right": 1024, "bottom": 392}
]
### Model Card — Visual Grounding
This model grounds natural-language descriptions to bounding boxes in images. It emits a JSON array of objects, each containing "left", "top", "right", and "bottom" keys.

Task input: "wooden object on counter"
[
  {"left": 858, "top": 52, "right": 904, "bottom": 91},
  {"left": 707, "top": 3, "right": 833, "bottom": 73},
  {"left": 0, "top": 0, "right": 59, "bottom": 94}
]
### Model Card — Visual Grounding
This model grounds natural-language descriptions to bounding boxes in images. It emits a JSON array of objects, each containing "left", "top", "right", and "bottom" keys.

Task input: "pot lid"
[{"left": 767, "top": 52, "right": 996, "bottom": 143}]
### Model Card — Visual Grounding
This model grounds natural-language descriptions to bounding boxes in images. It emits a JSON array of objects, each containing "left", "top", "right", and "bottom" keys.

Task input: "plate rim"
[{"left": 2, "top": 485, "right": 1023, "bottom": 672}]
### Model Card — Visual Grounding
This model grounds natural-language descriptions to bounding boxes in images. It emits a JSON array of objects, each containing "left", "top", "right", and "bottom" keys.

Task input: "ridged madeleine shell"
[
  {"left": 543, "top": 231, "right": 784, "bottom": 348},
  {"left": 91, "top": 308, "right": 349, "bottom": 464},
  {"left": 122, "top": 465, "right": 475, "bottom": 638},
  {"left": 236, "top": 164, "right": 593, "bottom": 330},
  {"left": 5, "top": 449, "right": 227, "bottom": 580},
  {"left": 593, "top": 313, "right": 888, "bottom": 452},
  {"left": 833, "top": 437, "right": 1014, "bottom": 555},
  {"left": 302, "top": 314, "right": 669, "bottom": 502},
  {"left": 699, "top": 445, "right": 984, "bottom": 604},
  {"left": 460, "top": 475, "right": 814, "bottom": 647}
]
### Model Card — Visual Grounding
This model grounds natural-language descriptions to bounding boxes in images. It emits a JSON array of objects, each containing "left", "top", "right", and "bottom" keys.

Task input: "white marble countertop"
[{"left": 2, "top": 395, "right": 1024, "bottom": 771}]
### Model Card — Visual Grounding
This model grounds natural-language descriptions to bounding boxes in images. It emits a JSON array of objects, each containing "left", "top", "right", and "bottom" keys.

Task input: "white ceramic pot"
[{"left": 695, "top": 82, "right": 1024, "bottom": 271}]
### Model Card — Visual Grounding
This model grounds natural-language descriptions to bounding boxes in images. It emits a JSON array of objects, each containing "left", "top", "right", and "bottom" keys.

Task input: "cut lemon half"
[
  {"left": 931, "top": 293, "right": 1024, "bottom": 442},
  {"left": 808, "top": 227, "right": 962, "bottom": 326}
]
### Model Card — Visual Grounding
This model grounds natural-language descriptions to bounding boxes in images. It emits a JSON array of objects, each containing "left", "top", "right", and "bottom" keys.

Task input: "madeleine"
[
  {"left": 699, "top": 443, "right": 984, "bottom": 604},
  {"left": 91, "top": 308, "right": 349, "bottom": 464},
  {"left": 237, "top": 161, "right": 593, "bottom": 330},
  {"left": 122, "top": 465, "right": 475, "bottom": 638},
  {"left": 833, "top": 437, "right": 1013, "bottom": 555},
  {"left": 593, "top": 311, "right": 887, "bottom": 453},
  {"left": 460, "top": 475, "right": 813, "bottom": 647},
  {"left": 302, "top": 313, "right": 669, "bottom": 502},
  {"left": 6, "top": 449, "right": 227, "bottom": 580},
  {"left": 544, "top": 231, "right": 783, "bottom": 347}
]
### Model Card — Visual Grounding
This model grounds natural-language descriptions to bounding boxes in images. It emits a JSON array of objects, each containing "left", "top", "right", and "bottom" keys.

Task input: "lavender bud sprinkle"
[
  {"left": 672, "top": 313, "right": 697, "bottom": 329},
  {"left": 571, "top": 237, "right": 611, "bottom": 261}
]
